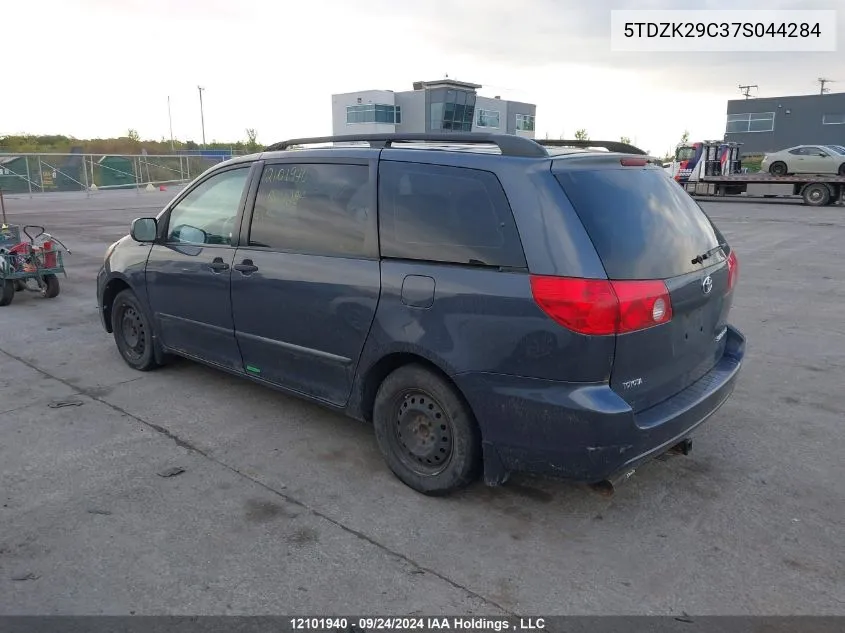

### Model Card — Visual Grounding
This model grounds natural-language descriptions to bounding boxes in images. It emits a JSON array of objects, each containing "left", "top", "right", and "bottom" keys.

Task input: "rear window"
[{"left": 554, "top": 167, "right": 723, "bottom": 280}]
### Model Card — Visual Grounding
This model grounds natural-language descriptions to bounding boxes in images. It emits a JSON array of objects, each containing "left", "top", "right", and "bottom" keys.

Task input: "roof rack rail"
[
  {"left": 265, "top": 133, "right": 550, "bottom": 158},
  {"left": 536, "top": 139, "right": 647, "bottom": 155}
]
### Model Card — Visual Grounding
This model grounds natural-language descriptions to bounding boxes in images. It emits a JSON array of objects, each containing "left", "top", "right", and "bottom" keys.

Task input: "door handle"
[
  {"left": 234, "top": 259, "right": 258, "bottom": 274},
  {"left": 209, "top": 257, "right": 229, "bottom": 272}
]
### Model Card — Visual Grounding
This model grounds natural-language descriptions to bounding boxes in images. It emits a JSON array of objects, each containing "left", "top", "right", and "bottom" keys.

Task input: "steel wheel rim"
[
  {"left": 120, "top": 306, "right": 146, "bottom": 360},
  {"left": 391, "top": 390, "right": 454, "bottom": 476}
]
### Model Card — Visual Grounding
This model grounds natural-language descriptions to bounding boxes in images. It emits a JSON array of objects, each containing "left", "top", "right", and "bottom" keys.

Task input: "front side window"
[
  {"left": 167, "top": 167, "right": 250, "bottom": 245},
  {"left": 675, "top": 146, "right": 696, "bottom": 161},
  {"left": 378, "top": 161, "right": 526, "bottom": 268},
  {"left": 791, "top": 146, "right": 826, "bottom": 155},
  {"left": 249, "top": 163, "right": 373, "bottom": 258}
]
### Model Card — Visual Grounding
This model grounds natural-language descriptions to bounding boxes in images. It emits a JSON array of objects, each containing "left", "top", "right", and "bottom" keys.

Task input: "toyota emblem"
[{"left": 702, "top": 275, "right": 713, "bottom": 294}]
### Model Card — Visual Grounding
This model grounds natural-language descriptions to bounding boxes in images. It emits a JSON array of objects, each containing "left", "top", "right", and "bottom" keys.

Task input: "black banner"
[{"left": 0, "top": 617, "right": 842, "bottom": 633}]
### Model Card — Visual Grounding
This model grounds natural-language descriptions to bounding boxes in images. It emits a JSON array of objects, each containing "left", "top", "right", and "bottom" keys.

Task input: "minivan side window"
[
  {"left": 378, "top": 161, "right": 526, "bottom": 268},
  {"left": 167, "top": 167, "right": 250, "bottom": 245},
  {"left": 249, "top": 163, "right": 373, "bottom": 258}
]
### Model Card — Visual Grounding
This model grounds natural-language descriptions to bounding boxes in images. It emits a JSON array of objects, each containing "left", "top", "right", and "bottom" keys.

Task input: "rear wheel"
[
  {"left": 111, "top": 289, "right": 159, "bottom": 371},
  {"left": 373, "top": 364, "right": 481, "bottom": 495},
  {"left": 0, "top": 280, "right": 14, "bottom": 306},
  {"left": 769, "top": 161, "right": 788, "bottom": 176},
  {"left": 41, "top": 274, "right": 60, "bottom": 298},
  {"left": 802, "top": 183, "right": 831, "bottom": 207}
]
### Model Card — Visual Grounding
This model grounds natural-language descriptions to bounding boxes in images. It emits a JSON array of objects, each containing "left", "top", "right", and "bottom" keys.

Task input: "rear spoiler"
[{"left": 536, "top": 139, "right": 647, "bottom": 156}]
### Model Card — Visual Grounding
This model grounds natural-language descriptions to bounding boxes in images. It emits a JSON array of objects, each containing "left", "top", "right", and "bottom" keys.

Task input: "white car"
[{"left": 761, "top": 145, "right": 845, "bottom": 176}]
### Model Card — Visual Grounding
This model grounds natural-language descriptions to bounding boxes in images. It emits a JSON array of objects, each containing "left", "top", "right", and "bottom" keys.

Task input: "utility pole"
[
  {"left": 738, "top": 84, "right": 758, "bottom": 99},
  {"left": 818, "top": 78, "right": 833, "bottom": 94},
  {"left": 197, "top": 86, "right": 206, "bottom": 148},
  {"left": 167, "top": 95, "right": 175, "bottom": 152}
]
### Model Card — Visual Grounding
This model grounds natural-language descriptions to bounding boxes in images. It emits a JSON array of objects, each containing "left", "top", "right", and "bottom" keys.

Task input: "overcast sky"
[{"left": 1, "top": 0, "right": 841, "bottom": 155}]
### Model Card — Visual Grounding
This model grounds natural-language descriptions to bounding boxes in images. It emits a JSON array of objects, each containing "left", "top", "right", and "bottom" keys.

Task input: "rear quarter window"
[
  {"left": 554, "top": 166, "right": 723, "bottom": 280},
  {"left": 378, "top": 161, "right": 526, "bottom": 268}
]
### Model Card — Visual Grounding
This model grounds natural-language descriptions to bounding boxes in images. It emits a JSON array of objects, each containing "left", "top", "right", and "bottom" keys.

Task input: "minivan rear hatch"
[{"left": 553, "top": 158, "right": 738, "bottom": 412}]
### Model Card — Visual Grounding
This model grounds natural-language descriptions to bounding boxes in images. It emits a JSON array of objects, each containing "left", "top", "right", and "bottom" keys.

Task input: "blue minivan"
[{"left": 97, "top": 133, "right": 746, "bottom": 495}]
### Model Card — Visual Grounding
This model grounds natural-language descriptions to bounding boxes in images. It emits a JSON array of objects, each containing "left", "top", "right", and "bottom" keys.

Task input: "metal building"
[{"left": 725, "top": 91, "right": 845, "bottom": 155}]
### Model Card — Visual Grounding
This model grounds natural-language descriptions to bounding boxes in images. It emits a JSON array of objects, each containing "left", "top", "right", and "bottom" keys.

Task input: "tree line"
[{"left": 0, "top": 128, "right": 264, "bottom": 155}]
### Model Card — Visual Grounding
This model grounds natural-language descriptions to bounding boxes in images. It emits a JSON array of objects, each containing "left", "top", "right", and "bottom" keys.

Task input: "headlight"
[{"left": 104, "top": 241, "right": 118, "bottom": 264}]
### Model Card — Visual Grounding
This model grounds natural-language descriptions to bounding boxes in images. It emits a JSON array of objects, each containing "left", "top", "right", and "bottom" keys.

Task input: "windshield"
[
  {"left": 675, "top": 146, "right": 696, "bottom": 161},
  {"left": 555, "top": 167, "right": 722, "bottom": 280}
]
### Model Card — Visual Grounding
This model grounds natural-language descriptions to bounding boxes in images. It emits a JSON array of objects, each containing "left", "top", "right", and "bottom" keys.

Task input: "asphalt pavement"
[{"left": 0, "top": 189, "right": 843, "bottom": 615}]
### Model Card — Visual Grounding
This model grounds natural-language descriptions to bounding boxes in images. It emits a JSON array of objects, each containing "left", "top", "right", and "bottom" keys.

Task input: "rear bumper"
[{"left": 455, "top": 325, "right": 746, "bottom": 484}]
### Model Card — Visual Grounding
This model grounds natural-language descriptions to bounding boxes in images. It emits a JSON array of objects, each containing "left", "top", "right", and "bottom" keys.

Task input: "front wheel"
[
  {"left": 111, "top": 289, "right": 160, "bottom": 371},
  {"left": 769, "top": 161, "right": 788, "bottom": 176},
  {"left": 0, "top": 280, "right": 14, "bottom": 306},
  {"left": 373, "top": 365, "right": 481, "bottom": 495},
  {"left": 838, "top": 163, "right": 845, "bottom": 176},
  {"left": 41, "top": 274, "right": 60, "bottom": 298}
]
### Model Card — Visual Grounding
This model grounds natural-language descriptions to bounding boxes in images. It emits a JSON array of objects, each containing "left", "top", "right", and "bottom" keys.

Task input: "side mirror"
[
  {"left": 130, "top": 217, "right": 157, "bottom": 242},
  {"left": 171, "top": 224, "right": 208, "bottom": 244}
]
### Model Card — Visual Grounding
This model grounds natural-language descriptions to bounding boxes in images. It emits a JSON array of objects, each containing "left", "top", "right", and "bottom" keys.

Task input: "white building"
[{"left": 331, "top": 79, "right": 537, "bottom": 138}]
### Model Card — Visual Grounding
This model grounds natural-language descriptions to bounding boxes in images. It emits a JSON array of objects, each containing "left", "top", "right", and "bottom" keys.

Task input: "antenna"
[
  {"left": 818, "top": 78, "right": 834, "bottom": 94},
  {"left": 738, "top": 84, "right": 758, "bottom": 99}
]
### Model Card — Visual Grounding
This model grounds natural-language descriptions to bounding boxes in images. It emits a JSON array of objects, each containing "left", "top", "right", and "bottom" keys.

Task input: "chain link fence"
[{"left": 0, "top": 150, "right": 245, "bottom": 196}]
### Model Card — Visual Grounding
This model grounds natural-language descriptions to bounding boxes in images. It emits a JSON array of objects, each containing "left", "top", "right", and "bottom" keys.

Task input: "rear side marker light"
[
  {"left": 726, "top": 250, "right": 739, "bottom": 292},
  {"left": 530, "top": 276, "right": 673, "bottom": 336}
]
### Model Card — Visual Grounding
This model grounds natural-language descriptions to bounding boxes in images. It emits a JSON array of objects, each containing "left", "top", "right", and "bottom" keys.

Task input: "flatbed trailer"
[{"left": 682, "top": 141, "right": 845, "bottom": 207}]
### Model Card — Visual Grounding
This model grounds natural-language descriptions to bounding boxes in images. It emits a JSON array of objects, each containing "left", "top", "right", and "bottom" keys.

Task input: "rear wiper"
[{"left": 691, "top": 243, "right": 727, "bottom": 265}]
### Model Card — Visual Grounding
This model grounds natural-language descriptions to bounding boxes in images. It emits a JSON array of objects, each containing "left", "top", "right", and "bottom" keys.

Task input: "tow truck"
[{"left": 666, "top": 140, "right": 845, "bottom": 206}]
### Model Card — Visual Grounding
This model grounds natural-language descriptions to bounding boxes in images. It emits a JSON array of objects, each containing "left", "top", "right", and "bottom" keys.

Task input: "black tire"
[
  {"left": 111, "top": 289, "right": 160, "bottom": 371},
  {"left": 769, "top": 161, "right": 788, "bottom": 176},
  {"left": 373, "top": 364, "right": 481, "bottom": 495},
  {"left": 838, "top": 163, "right": 845, "bottom": 177},
  {"left": 41, "top": 274, "right": 60, "bottom": 298},
  {"left": 0, "top": 280, "right": 14, "bottom": 306},
  {"left": 802, "top": 183, "right": 831, "bottom": 207}
]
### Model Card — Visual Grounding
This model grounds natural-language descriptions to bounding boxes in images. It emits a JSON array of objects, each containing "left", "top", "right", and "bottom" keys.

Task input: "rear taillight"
[
  {"left": 726, "top": 250, "right": 739, "bottom": 292},
  {"left": 530, "top": 276, "right": 673, "bottom": 336},
  {"left": 612, "top": 280, "right": 674, "bottom": 333},
  {"left": 530, "top": 277, "right": 619, "bottom": 335},
  {"left": 620, "top": 158, "right": 648, "bottom": 166}
]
